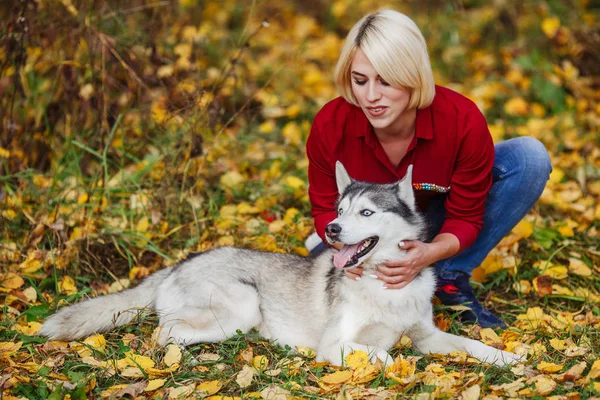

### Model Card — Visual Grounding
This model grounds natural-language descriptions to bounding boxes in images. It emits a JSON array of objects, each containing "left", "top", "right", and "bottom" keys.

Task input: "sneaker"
[{"left": 435, "top": 272, "right": 507, "bottom": 329}]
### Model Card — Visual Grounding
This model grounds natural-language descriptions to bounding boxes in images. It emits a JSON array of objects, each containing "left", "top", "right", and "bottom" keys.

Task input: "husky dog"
[{"left": 40, "top": 162, "right": 521, "bottom": 367}]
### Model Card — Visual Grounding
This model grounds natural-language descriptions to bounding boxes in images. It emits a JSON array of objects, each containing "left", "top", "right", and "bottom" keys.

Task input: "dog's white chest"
[{"left": 342, "top": 273, "right": 435, "bottom": 331}]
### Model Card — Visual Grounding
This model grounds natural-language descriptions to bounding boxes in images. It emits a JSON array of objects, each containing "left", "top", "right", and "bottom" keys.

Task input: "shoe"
[{"left": 435, "top": 272, "right": 507, "bottom": 329}]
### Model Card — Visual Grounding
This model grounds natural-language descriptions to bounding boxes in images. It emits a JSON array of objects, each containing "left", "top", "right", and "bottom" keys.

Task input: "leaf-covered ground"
[{"left": 1, "top": 1, "right": 600, "bottom": 399}]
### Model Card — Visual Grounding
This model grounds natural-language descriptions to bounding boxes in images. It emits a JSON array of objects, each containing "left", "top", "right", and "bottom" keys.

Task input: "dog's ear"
[
  {"left": 397, "top": 164, "right": 416, "bottom": 209},
  {"left": 335, "top": 161, "right": 353, "bottom": 195}
]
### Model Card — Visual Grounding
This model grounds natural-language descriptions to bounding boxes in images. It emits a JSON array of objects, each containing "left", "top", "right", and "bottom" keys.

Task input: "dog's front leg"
[{"left": 408, "top": 321, "right": 523, "bottom": 367}]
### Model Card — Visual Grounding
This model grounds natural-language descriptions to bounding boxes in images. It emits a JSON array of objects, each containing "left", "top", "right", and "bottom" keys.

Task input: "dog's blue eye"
[{"left": 360, "top": 209, "right": 374, "bottom": 216}]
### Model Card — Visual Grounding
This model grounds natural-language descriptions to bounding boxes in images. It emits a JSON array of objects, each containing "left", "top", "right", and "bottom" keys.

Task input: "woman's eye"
[
  {"left": 380, "top": 79, "right": 390, "bottom": 86},
  {"left": 353, "top": 80, "right": 366, "bottom": 86},
  {"left": 360, "top": 209, "right": 374, "bottom": 216}
]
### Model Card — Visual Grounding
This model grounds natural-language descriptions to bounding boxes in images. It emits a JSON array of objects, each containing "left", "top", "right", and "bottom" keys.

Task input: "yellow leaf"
[
  {"left": 588, "top": 360, "right": 600, "bottom": 379},
  {"left": 512, "top": 280, "right": 531, "bottom": 294},
  {"left": 144, "top": 379, "right": 167, "bottom": 392},
  {"left": 385, "top": 356, "right": 417, "bottom": 381},
  {"left": 568, "top": 258, "right": 592, "bottom": 277},
  {"left": 460, "top": 384, "right": 481, "bottom": 400},
  {"left": 252, "top": 355, "right": 268, "bottom": 371},
  {"left": 480, "top": 328, "right": 502, "bottom": 345},
  {"left": 0, "top": 341, "right": 23, "bottom": 356},
  {"left": 534, "top": 375, "right": 557, "bottom": 395},
  {"left": 0, "top": 146, "right": 10, "bottom": 158},
  {"left": 59, "top": 276, "right": 77, "bottom": 295},
  {"left": 236, "top": 202, "right": 260, "bottom": 215},
  {"left": 19, "top": 258, "right": 43, "bottom": 273},
  {"left": 108, "top": 279, "right": 130, "bottom": 294},
  {"left": 504, "top": 97, "right": 529, "bottom": 116},
  {"left": 556, "top": 224, "right": 574, "bottom": 237},
  {"left": 320, "top": 370, "right": 353, "bottom": 385},
  {"left": 197, "top": 380, "right": 223, "bottom": 396},
  {"left": 549, "top": 168, "right": 564, "bottom": 184},
  {"left": 116, "top": 351, "right": 156, "bottom": 371},
  {"left": 220, "top": 171, "right": 244, "bottom": 189},
  {"left": 512, "top": 220, "right": 534, "bottom": 239},
  {"left": 74, "top": 334, "right": 106, "bottom": 357},
  {"left": 295, "top": 346, "right": 316, "bottom": 358},
  {"left": 284, "top": 176, "right": 305, "bottom": 190},
  {"left": 268, "top": 220, "right": 286, "bottom": 234},
  {"left": 283, "top": 208, "right": 300, "bottom": 224},
  {"left": 542, "top": 17, "right": 561, "bottom": 38},
  {"left": 258, "top": 120, "right": 275, "bottom": 134},
  {"left": 282, "top": 122, "right": 302, "bottom": 146},
  {"left": 517, "top": 307, "right": 545, "bottom": 329},
  {"left": 101, "top": 384, "right": 129, "bottom": 398},
  {"left": 163, "top": 344, "right": 182, "bottom": 367},
  {"left": 14, "top": 321, "right": 42, "bottom": 336},
  {"left": 549, "top": 339, "right": 566, "bottom": 350},
  {"left": 396, "top": 335, "right": 412, "bottom": 348},
  {"left": 1, "top": 209, "right": 17, "bottom": 220},
  {"left": 546, "top": 265, "right": 568, "bottom": 280},
  {"left": 345, "top": 350, "right": 369, "bottom": 369},
  {"left": 77, "top": 193, "right": 89, "bottom": 204},
  {"left": 536, "top": 361, "right": 564, "bottom": 373},
  {"left": 136, "top": 217, "right": 150, "bottom": 232},
  {"left": 2, "top": 272, "right": 24, "bottom": 289},
  {"left": 425, "top": 363, "right": 446, "bottom": 374},
  {"left": 129, "top": 266, "right": 150, "bottom": 281}
]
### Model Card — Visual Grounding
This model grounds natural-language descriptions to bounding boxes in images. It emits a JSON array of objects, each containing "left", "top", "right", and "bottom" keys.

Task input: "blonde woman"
[{"left": 306, "top": 9, "right": 551, "bottom": 328}]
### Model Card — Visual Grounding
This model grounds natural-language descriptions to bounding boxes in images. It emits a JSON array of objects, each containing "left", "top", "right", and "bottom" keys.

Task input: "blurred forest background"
[{"left": 1, "top": 0, "right": 600, "bottom": 399}]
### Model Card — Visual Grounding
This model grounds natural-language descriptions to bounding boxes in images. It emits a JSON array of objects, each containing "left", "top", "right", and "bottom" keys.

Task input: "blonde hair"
[{"left": 334, "top": 9, "right": 435, "bottom": 109}]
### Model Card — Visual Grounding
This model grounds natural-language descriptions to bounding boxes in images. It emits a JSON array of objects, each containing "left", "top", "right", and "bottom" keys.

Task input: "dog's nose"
[{"left": 325, "top": 223, "right": 342, "bottom": 239}]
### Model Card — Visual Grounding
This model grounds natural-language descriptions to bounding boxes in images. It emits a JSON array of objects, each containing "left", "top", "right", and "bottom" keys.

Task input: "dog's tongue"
[{"left": 333, "top": 243, "right": 360, "bottom": 268}]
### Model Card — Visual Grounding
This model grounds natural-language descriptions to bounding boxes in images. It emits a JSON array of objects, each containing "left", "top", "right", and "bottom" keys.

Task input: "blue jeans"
[{"left": 429, "top": 137, "right": 552, "bottom": 279}]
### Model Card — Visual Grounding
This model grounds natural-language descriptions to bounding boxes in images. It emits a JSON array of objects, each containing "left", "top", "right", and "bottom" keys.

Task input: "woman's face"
[{"left": 350, "top": 48, "right": 412, "bottom": 136}]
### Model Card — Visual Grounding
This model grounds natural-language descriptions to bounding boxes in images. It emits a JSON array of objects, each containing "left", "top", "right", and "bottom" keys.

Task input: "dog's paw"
[{"left": 491, "top": 350, "right": 524, "bottom": 367}]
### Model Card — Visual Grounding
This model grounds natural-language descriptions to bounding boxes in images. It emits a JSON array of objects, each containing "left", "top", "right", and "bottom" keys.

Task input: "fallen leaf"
[
  {"left": 236, "top": 364, "right": 255, "bottom": 388},
  {"left": 144, "top": 379, "right": 167, "bottom": 392},
  {"left": 536, "top": 361, "right": 564, "bottom": 373},
  {"left": 168, "top": 384, "right": 195, "bottom": 399},
  {"left": 534, "top": 375, "right": 557, "bottom": 395},
  {"left": 320, "top": 370, "right": 353, "bottom": 385},
  {"left": 164, "top": 344, "right": 182, "bottom": 367},
  {"left": 196, "top": 380, "right": 223, "bottom": 396},
  {"left": 253, "top": 355, "right": 268, "bottom": 371},
  {"left": 460, "top": 384, "right": 481, "bottom": 400},
  {"left": 2, "top": 272, "right": 25, "bottom": 290}
]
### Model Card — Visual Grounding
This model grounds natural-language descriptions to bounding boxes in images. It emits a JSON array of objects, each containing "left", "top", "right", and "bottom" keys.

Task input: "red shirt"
[{"left": 306, "top": 85, "right": 494, "bottom": 252}]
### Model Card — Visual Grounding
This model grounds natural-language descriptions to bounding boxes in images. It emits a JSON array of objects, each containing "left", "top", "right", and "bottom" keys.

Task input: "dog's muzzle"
[{"left": 325, "top": 223, "right": 342, "bottom": 242}]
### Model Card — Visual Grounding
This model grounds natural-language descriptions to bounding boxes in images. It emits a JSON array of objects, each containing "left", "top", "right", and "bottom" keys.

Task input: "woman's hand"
[
  {"left": 345, "top": 266, "right": 363, "bottom": 280},
  {"left": 373, "top": 240, "right": 433, "bottom": 289}
]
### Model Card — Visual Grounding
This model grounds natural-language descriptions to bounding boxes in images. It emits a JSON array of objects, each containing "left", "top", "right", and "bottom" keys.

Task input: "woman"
[{"left": 306, "top": 9, "right": 551, "bottom": 328}]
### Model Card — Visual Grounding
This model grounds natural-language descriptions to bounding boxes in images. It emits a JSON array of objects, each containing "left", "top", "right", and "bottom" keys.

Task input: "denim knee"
[
  {"left": 495, "top": 137, "right": 552, "bottom": 184},
  {"left": 515, "top": 136, "right": 552, "bottom": 179}
]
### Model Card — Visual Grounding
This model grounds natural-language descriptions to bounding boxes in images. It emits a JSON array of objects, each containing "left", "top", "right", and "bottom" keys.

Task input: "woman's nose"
[{"left": 366, "top": 82, "right": 381, "bottom": 102}]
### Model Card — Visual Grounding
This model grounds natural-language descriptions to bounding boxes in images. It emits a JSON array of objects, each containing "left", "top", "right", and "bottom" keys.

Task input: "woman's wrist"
[{"left": 425, "top": 233, "right": 460, "bottom": 264}]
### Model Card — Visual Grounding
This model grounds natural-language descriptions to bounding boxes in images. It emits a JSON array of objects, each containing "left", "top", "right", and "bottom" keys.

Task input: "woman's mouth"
[{"left": 366, "top": 106, "right": 387, "bottom": 117}]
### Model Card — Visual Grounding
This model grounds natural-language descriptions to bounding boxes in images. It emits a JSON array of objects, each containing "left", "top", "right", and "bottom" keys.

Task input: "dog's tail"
[{"left": 39, "top": 268, "right": 172, "bottom": 340}]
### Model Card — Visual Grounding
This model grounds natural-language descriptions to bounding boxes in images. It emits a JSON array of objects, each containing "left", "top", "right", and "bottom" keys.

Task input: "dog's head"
[{"left": 325, "top": 162, "right": 425, "bottom": 269}]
